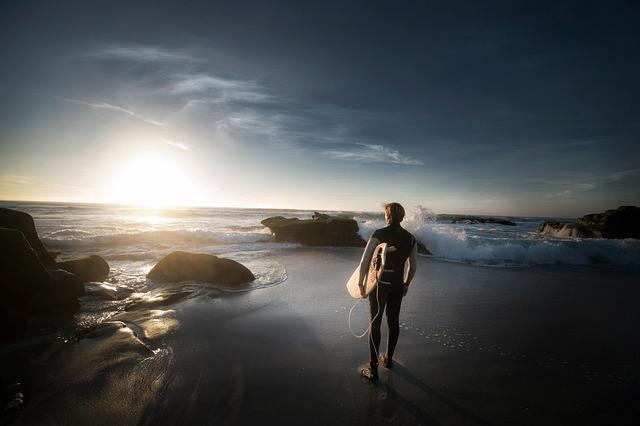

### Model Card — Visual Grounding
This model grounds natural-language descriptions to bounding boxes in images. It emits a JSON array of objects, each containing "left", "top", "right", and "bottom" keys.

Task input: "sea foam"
[{"left": 356, "top": 206, "right": 640, "bottom": 266}]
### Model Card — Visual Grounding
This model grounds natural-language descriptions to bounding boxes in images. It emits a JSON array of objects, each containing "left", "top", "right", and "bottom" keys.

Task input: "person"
[{"left": 358, "top": 202, "right": 418, "bottom": 381}]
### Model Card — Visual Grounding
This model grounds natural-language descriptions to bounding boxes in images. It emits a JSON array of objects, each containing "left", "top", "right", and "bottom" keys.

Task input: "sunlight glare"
[{"left": 109, "top": 154, "right": 201, "bottom": 208}]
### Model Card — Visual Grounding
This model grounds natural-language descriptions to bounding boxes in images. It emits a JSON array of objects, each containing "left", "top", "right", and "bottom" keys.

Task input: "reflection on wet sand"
[{"left": 113, "top": 309, "right": 179, "bottom": 341}]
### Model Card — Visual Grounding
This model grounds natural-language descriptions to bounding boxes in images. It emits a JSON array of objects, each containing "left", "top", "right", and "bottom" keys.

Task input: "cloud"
[
  {"left": 63, "top": 98, "right": 165, "bottom": 127},
  {"left": 89, "top": 45, "right": 200, "bottom": 63},
  {"left": 608, "top": 168, "right": 640, "bottom": 182},
  {"left": 169, "top": 74, "right": 271, "bottom": 103},
  {"left": 0, "top": 174, "right": 31, "bottom": 186},
  {"left": 160, "top": 138, "right": 190, "bottom": 150},
  {"left": 549, "top": 182, "right": 596, "bottom": 198},
  {"left": 170, "top": 74, "right": 243, "bottom": 93},
  {"left": 322, "top": 143, "right": 423, "bottom": 165}
]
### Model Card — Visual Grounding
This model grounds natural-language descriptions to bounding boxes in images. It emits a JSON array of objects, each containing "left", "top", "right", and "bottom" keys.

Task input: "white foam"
[{"left": 356, "top": 206, "right": 640, "bottom": 266}]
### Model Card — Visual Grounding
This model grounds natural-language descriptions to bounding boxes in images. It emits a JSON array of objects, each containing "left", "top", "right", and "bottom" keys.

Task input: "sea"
[{"left": 2, "top": 201, "right": 639, "bottom": 329}]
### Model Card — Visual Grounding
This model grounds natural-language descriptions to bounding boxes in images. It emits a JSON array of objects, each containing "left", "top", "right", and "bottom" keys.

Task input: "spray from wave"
[{"left": 357, "top": 205, "right": 640, "bottom": 266}]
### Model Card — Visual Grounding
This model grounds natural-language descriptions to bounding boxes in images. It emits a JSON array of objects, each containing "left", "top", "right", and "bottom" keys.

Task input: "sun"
[{"left": 108, "top": 154, "right": 201, "bottom": 208}]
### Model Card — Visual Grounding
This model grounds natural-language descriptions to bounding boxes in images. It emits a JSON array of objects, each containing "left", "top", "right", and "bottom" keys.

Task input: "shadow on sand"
[{"left": 371, "top": 363, "right": 492, "bottom": 426}]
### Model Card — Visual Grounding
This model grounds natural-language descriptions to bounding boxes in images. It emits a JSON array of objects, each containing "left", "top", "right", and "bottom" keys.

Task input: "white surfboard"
[{"left": 346, "top": 243, "right": 388, "bottom": 299}]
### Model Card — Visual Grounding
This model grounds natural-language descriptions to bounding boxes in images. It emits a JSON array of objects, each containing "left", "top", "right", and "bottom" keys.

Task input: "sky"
[{"left": 1, "top": 0, "right": 639, "bottom": 217}]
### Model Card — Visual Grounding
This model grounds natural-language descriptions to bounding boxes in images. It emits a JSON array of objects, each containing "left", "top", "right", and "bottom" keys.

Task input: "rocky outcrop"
[
  {"left": 537, "top": 222, "right": 596, "bottom": 238},
  {"left": 577, "top": 206, "right": 640, "bottom": 239},
  {"left": 0, "top": 227, "right": 84, "bottom": 337},
  {"left": 538, "top": 206, "right": 640, "bottom": 239},
  {"left": 447, "top": 215, "right": 517, "bottom": 226},
  {"left": 262, "top": 214, "right": 433, "bottom": 254},
  {"left": 147, "top": 251, "right": 255, "bottom": 286},
  {"left": 0, "top": 208, "right": 109, "bottom": 338},
  {"left": 0, "top": 208, "right": 56, "bottom": 267},
  {"left": 57, "top": 255, "right": 110, "bottom": 282},
  {"left": 261, "top": 215, "right": 366, "bottom": 247}
]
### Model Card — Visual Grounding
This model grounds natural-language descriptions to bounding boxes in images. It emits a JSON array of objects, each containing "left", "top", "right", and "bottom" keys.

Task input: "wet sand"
[{"left": 12, "top": 248, "right": 640, "bottom": 425}]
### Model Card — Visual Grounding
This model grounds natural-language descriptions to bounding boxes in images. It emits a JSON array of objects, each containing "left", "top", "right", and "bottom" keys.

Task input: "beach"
[{"left": 8, "top": 246, "right": 640, "bottom": 425}]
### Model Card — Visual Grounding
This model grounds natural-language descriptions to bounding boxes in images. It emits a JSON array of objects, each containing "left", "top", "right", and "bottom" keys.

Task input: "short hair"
[{"left": 384, "top": 202, "right": 405, "bottom": 224}]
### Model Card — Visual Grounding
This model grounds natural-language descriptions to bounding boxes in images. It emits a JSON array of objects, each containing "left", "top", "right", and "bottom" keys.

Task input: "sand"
[{"left": 9, "top": 248, "right": 640, "bottom": 425}]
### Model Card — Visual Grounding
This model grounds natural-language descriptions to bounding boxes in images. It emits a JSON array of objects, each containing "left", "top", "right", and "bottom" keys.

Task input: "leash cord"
[{"left": 348, "top": 280, "right": 381, "bottom": 360}]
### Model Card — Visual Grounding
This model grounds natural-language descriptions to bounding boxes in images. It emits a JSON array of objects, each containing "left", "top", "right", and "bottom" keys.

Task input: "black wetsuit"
[{"left": 368, "top": 223, "right": 416, "bottom": 369}]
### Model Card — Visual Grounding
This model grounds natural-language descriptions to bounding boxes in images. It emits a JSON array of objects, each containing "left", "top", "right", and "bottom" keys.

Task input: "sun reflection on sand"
[{"left": 113, "top": 309, "right": 179, "bottom": 340}]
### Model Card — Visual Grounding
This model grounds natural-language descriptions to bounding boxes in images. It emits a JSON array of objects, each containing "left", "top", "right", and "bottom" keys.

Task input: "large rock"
[
  {"left": 0, "top": 228, "right": 83, "bottom": 337},
  {"left": 0, "top": 208, "right": 56, "bottom": 267},
  {"left": 261, "top": 215, "right": 366, "bottom": 247},
  {"left": 57, "top": 255, "right": 110, "bottom": 282},
  {"left": 538, "top": 206, "right": 640, "bottom": 239},
  {"left": 577, "top": 206, "right": 640, "bottom": 239},
  {"left": 0, "top": 228, "right": 50, "bottom": 307},
  {"left": 147, "top": 251, "right": 255, "bottom": 286}
]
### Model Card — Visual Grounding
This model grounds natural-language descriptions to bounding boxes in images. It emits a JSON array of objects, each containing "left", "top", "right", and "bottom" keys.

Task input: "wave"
[
  {"left": 356, "top": 206, "right": 640, "bottom": 266},
  {"left": 47, "top": 229, "right": 95, "bottom": 238},
  {"left": 42, "top": 229, "right": 273, "bottom": 250}
]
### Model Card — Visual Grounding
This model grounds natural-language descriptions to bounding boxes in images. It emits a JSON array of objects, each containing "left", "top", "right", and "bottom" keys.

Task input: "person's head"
[{"left": 384, "top": 202, "right": 405, "bottom": 225}]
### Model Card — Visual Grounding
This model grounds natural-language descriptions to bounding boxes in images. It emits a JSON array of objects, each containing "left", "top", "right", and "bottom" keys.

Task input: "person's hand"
[{"left": 402, "top": 284, "right": 409, "bottom": 297}]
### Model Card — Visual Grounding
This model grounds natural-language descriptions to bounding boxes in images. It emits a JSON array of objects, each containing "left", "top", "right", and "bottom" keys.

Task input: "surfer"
[{"left": 359, "top": 202, "right": 418, "bottom": 381}]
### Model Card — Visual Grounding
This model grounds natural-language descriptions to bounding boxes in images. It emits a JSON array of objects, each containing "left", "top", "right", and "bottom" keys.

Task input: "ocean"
[
  {"left": 2, "top": 200, "right": 639, "bottom": 329},
  {"left": 4, "top": 201, "right": 640, "bottom": 271}
]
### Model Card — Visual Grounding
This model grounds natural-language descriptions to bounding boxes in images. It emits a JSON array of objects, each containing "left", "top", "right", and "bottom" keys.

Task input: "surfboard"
[{"left": 346, "top": 243, "right": 388, "bottom": 299}]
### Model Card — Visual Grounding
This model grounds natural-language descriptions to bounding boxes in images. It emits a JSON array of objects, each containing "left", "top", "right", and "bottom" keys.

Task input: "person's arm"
[
  {"left": 403, "top": 242, "right": 418, "bottom": 296},
  {"left": 358, "top": 237, "right": 379, "bottom": 296}
]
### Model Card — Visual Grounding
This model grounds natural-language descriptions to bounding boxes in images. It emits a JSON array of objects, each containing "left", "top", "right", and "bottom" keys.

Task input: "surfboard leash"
[{"left": 347, "top": 282, "right": 381, "bottom": 360}]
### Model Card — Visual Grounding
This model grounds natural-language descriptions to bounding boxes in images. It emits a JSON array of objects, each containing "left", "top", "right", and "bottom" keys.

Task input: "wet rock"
[
  {"left": 577, "top": 206, "right": 640, "bottom": 239},
  {"left": 449, "top": 215, "right": 517, "bottom": 226},
  {"left": 537, "top": 222, "right": 596, "bottom": 238},
  {"left": 311, "top": 212, "right": 331, "bottom": 221},
  {"left": 0, "top": 228, "right": 83, "bottom": 338},
  {"left": 57, "top": 255, "right": 110, "bottom": 282},
  {"left": 147, "top": 251, "right": 255, "bottom": 286},
  {"left": 261, "top": 215, "right": 366, "bottom": 247},
  {"left": 538, "top": 206, "right": 640, "bottom": 239},
  {"left": 0, "top": 208, "right": 56, "bottom": 267}
]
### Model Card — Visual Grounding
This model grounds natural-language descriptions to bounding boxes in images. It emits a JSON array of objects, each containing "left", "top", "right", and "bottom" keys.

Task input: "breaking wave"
[
  {"left": 356, "top": 206, "right": 640, "bottom": 266},
  {"left": 42, "top": 229, "right": 273, "bottom": 250}
]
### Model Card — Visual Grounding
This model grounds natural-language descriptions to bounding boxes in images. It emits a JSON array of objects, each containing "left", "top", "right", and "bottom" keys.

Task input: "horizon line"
[{"left": 0, "top": 197, "right": 579, "bottom": 219}]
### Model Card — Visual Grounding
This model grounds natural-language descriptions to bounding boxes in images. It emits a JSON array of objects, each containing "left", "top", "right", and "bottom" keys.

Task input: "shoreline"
[{"left": 4, "top": 247, "right": 639, "bottom": 425}]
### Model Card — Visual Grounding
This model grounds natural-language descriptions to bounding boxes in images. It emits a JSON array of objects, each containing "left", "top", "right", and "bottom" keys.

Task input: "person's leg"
[
  {"left": 385, "top": 289, "right": 403, "bottom": 363},
  {"left": 368, "top": 286, "right": 388, "bottom": 370}
]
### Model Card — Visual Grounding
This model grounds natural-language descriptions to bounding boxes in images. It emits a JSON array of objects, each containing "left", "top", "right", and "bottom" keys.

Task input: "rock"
[
  {"left": 448, "top": 215, "right": 517, "bottom": 226},
  {"left": 0, "top": 228, "right": 50, "bottom": 295},
  {"left": 416, "top": 241, "right": 431, "bottom": 255},
  {"left": 57, "top": 255, "right": 110, "bottom": 282},
  {"left": 0, "top": 228, "right": 83, "bottom": 338},
  {"left": 31, "top": 269, "right": 84, "bottom": 312},
  {"left": 311, "top": 212, "right": 331, "bottom": 221},
  {"left": 147, "top": 251, "right": 255, "bottom": 286},
  {"left": 0, "top": 208, "right": 56, "bottom": 267},
  {"left": 537, "top": 222, "right": 596, "bottom": 238},
  {"left": 261, "top": 215, "right": 366, "bottom": 247},
  {"left": 577, "top": 206, "right": 640, "bottom": 239},
  {"left": 0, "top": 228, "right": 50, "bottom": 332},
  {"left": 538, "top": 206, "right": 640, "bottom": 239}
]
